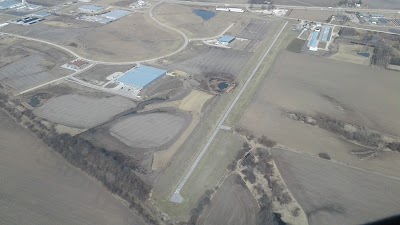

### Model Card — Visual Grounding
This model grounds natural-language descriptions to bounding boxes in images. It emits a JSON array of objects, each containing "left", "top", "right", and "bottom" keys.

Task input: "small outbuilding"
[{"left": 218, "top": 35, "right": 236, "bottom": 45}]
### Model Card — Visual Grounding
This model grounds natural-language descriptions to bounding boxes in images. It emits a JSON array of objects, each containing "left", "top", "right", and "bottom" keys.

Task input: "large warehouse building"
[{"left": 117, "top": 65, "right": 166, "bottom": 91}]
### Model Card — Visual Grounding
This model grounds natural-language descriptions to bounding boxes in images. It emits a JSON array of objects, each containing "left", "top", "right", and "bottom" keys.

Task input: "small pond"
[
  {"left": 29, "top": 96, "right": 40, "bottom": 107},
  {"left": 217, "top": 82, "right": 229, "bottom": 90},
  {"left": 193, "top": 9, "right": 215, "bottom": 21}
]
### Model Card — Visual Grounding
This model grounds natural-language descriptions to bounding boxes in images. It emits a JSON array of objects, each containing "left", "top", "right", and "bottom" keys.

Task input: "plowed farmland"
[
  {"left": 197, "top": 175, "right": 259, "bottom": 225},
  {"left": 273, "top": 149, "right": 400, "bottom": 225},
  {"left": 110, "top": 112, "right": 189, "bottom": 149},
  {"left": 0, "top": 111, "right": 145, "bottom": 225},
  {"left": 173, "top": 47, "right": 251, "bottom": 76},
  {"left": 34, "top": 94, "right": 136, "bottom": 128}
]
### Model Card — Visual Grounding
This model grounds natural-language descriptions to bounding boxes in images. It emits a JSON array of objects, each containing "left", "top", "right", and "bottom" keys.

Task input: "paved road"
[
  {"left": 170, "top": 21, "right": 289, "bottom": 203},
  {"left": 167, "top": 0, "right": 400, "bottom": 13}
]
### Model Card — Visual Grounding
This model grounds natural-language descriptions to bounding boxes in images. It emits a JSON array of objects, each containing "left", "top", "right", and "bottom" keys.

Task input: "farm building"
[
  {"left": 218, "top": 35, "right": 235, "bottom": 45},
  {"left": 0, "top": 0, "right": 23, "bottom": 10},
  {"left": 101, "top": 9, "right": 130, "bottom": 20},
  {"left": 309, "top": 30, "right": 319, "bottom": 51},
  {"left": 321, "top": 26, "right": 332, "bottom": 42},
  {"left": 79, "top": 5, "right": 104, "bottom": 13},
  {"left": 117, "top": 65, "right": 166, "bottom": 90}
]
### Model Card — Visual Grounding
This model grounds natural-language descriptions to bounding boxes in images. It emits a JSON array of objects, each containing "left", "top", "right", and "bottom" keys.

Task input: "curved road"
[{"left": 1, "top": 1, "right": 189, "bottom": 66}]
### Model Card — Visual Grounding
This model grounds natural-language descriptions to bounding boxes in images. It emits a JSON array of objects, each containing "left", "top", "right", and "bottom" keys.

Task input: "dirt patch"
[
  {"left": 34, "top": 94, "right": 136, "bottom": 128},
  {"left": 197, "top": 174, "right": 259, "bottom": 225}
]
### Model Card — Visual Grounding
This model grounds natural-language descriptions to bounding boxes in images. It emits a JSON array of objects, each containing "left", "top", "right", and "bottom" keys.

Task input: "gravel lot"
[
  {"left": 110, "top": 112, "right": 188, "bottom": 149},
  {"left": 34, "top": 94, "right": 136, "bottom": 128}
]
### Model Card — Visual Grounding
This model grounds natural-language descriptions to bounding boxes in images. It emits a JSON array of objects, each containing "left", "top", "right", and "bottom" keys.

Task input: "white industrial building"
[{"left": 101, "top": 9, "right": 130, "bottom": 20}]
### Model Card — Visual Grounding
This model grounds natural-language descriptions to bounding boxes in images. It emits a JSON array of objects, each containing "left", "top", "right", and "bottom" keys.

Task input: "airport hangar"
[{"left": 117, "top": 65, "right": 167, "bottom": 91}]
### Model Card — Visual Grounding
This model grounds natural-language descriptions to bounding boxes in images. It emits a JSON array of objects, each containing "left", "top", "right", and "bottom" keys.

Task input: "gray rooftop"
[{"left": 101, "top": 9, "right": 130, "bottom": 20}]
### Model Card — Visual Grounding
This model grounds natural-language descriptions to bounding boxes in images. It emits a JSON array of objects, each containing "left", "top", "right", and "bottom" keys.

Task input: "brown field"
[
  {"left": 76, "top": 64, "right": 135, "bottom": 83},
  {"left": 0, "top": 13, "right": 16, "bottom": 23},
  {"left": 154, "top": 3, "right": 240, "bottom": 39},
  {"left": 197, "top": 174, "right": 259, "bottom": 225},
  {"left": 0, "top": 39, "right": 72, "bottom": 92},
  {"left": 287, "top": 9, "right": 335, "bottom": 22},
  {"left": 110, "top": 112, "right": 189, "bottom": 149},
  {"left": 273, "top": 0, "right": 341, "bottom": 6},
  {"left": 240, "top": 50, "right": 400, "bottom": 177},
  {"left": 0, "top": 110, "right": 145, "bottom": 225},
  {"left": 273, "top": 149, "right": 400, "bottom": 225},
  {"left": 34, "top": 94, "right": 137, "bottom": 128},
  {"left": 1, "top": 13, "right": 183, "bottom": 62}
]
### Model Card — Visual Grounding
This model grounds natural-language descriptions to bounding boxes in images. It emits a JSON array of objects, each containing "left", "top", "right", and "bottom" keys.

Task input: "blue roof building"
[
  {"left": 309, "top": 30, "right": 319, "bottom": 51},
  {"left": 0, "top": 0, "right": 23, "bottom": 10},
  {"left": 218, "top": 35, "right": 236, "bottom": 44},
  {"left": 117, "top": 65, "right": 167, "bottom": 90},
  {"left": 321, "top": 26, "right": 332, "bottom": 42},
  {"left": 101, "top": 10, "right": 130, "bottom": 20}
]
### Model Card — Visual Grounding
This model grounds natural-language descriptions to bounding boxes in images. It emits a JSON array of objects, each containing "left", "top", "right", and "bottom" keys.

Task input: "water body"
[
  {"left": 193, "top": 9, "right": 215, "bottom": 21},
  {"left": 29, "top": 96, "right": 40, "bottom": 107},
  {"left": 218, "top": 82, "right": 229, "bottom": 90}
]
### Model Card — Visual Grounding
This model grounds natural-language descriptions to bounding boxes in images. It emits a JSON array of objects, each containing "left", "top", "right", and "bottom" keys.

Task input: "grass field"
[
  {"left": 330, "top": 43, "right": 373, "bottom": 65},
  {"left": 287, "top": 9, "right": 334, "bottom": 22},
  {"left": 197, "top": 174, "right": 259, "bottom": 225},
  {"left": 34, "top": 94, "right": 136, "bottom": 128},
  {"left": 154, "top": 3, "right": 240, "bottom": 39},
  {"left": 0, "top": 110, "right": 145, "bottom": 225},
  {"left": 240, "top": 50, "right": 400, "bottom": 177},
  {"left": 273, "top": 149, "right": 400, "bottom": 225},
  {"left": 1, "top": 13, "right": 183, "bottom": 62}
]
